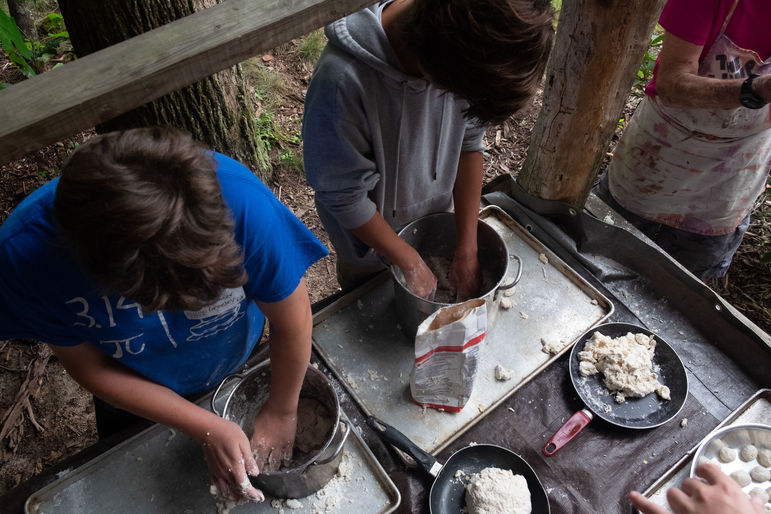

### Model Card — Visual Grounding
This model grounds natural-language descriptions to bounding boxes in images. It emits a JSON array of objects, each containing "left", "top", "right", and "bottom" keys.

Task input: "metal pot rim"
[
  {"left": 392, "top": 213, "right": 511, "bottom": 304},
  {"left": 214, "top": 361, "right": 343, "bottom": 473}
]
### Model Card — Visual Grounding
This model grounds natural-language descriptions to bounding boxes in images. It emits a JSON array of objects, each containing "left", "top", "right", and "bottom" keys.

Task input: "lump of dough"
[
  {"left": 494, "top": 365, "right": 514, "bottom": 382},
  {"left": 718, "top": 447, "right": 738, "bottom": 463},
  {"left": 729, "top": 469, "right": 751, "bottom": 487},
  {"left": 749, "top": 487, "right": 769, "bottom": 504},
  {"left": 465, "top": 467, "right": 531, "bottom": 514},
  {"left": 576, "top": 331, "right": 669, "bottom": 403},
  {"left": 758, "top": 448, "right": 771, "bottom": 467},
  {"left": 740, "top": 444, "right": 758, "bottom": 462},
  {"left": 750, "top": 465, "right": 770, "bottom": 483},
  {"left": 710, "top": 439, "right": 727, "bottom": 452}
]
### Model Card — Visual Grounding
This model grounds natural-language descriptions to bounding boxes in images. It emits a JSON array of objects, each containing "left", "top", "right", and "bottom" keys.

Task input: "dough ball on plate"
[
  {"left": 740, "top": 444, "right": 758, "bottom": 462},
  {"left": 750, "top": 465, "right": 770, "bottom": 483},
  {"left": 730, "top": 469, "right": 751, "bottom": 487},
  {"left": 718, "top": 446, "right": 738, "bottom": 463},
  {"left": 749, "top": 487, "right": 769, "bottom": 504},
  {"left": 758, "top": 448, "right": 771, "bottom": 467}
]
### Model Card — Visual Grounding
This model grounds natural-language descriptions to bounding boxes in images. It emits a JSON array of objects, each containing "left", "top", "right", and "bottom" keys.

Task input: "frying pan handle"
[
  {"left": 542, "top": 409, "right": 594, "bottom": 457},
  {"left": 367, "top": 416, "right": 441, "bottom": 477}
]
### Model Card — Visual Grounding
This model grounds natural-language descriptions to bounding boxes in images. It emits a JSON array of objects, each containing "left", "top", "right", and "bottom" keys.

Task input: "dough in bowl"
[{"left": 465, "top": 467, "right": 531, "bottom": 514}]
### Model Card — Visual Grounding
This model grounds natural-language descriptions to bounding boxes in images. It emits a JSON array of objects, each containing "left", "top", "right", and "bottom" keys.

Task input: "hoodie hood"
[{"left": 325, "top": 2, "right": 428, "bottom": 91}]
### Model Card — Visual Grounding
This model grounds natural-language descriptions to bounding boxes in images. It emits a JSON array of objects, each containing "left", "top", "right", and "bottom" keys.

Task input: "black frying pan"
[
  {"left": 367, "top": 416, "right": 550, "bottom": 513},
  {"left": 543, "top": 322, "right": 688, "bottom": 456}
]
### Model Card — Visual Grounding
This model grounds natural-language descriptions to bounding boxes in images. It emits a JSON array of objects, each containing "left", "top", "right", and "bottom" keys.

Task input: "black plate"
[{"left": 569, "top": 322, "right": 688, "bottom": 429}]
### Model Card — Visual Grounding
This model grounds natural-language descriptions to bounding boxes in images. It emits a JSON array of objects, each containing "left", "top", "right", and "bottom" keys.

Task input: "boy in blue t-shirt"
[{"left": 0, "top": 128, "right": 328, "bottom": 502}]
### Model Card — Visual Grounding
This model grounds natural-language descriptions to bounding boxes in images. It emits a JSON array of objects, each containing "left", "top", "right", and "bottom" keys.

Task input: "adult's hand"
[
  {"left": 449, "top": 251, "right": 481, "bottom": 301},
  {"left": 251, "top": 404, "right": 298, "bottom": 472},
  {"left": 629, "top": 462, "right": 765, "bottom": 514},
  {"left": 201, "top": 416, "right": 264, "bottom": 502}
]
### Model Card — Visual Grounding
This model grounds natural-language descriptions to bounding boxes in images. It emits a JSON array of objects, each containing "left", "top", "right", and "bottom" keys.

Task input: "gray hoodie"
[{"left": 302, "top": 1, "right": 486, "bottom": 285}]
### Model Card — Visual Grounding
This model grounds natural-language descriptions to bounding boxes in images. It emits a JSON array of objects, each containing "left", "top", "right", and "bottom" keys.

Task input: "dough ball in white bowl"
[
  {"left": 730, "top": 469, "right": 752, "bottom": 487},
  {"left": 740, "top": 444, "right": 758, "bottom": 462},
  {"left": 718, "top": 446, "right": 738, "bottom": 463}
]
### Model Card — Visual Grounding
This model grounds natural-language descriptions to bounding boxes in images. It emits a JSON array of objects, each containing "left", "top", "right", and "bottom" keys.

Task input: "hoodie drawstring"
[{"left": 391, "top": 81, "right": 408, "bottom": 219}]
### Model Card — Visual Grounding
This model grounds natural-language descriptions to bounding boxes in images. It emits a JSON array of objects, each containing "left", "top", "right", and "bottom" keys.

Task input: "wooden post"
[{"left": 518, "top": 0, "right": 666, "bottom": 207}]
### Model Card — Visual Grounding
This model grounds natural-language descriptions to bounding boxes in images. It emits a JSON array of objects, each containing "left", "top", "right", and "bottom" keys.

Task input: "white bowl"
[{"left": 690, "top": 423, "right": 771, "bottom": 499}]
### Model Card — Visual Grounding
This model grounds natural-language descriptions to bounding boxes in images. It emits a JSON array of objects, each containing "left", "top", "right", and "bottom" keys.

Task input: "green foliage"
[
  {"left": 0, "top": 8, "right": 72, "bottom": 79},
  {"left": 298, "top": 29, "right": 325, "bottom": 64},
  {"left": 0, "top": 9, "right": 35, "bottom": 77},
  {"left": 40, "top": 12, "right": 63, "bottom": 33},
  {"left": 280, "top": 150, "right": 304, "bottom": 172},
  {"left": 633, "top": 31, "right": 664, "bottom": 97}
]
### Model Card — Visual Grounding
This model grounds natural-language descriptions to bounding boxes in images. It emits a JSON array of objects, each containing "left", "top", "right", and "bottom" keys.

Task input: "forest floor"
[{"left": 1, "top": 21, "right": 770, "bottom": 499}]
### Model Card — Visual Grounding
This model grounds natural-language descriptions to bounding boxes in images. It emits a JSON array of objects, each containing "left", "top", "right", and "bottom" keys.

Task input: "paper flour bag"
[{"left": 410, "top": 298, "right": 486, "bottom": 412}]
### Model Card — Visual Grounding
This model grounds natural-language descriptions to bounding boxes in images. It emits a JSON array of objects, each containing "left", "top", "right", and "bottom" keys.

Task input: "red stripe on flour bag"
[{"left": 414, "top": 332, "right": 486, "bottom": 364}]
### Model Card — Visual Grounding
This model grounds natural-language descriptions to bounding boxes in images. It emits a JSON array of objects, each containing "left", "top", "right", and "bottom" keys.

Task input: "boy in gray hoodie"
[{"left": 303, "top": 0, "right": 554, "bottom": 300}]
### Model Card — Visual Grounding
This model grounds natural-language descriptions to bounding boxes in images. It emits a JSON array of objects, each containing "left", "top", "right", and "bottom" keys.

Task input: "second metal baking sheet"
[{"left": 311, "top": 206, "right": 612, "bottom": 455}]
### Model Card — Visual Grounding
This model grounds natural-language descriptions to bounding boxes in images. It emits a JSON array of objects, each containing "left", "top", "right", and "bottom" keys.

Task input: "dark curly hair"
[
  {"left": 54, "top": 127, "right": 247, "bottom": 312},
  {"left": 402, "top": 0, "right": 554, "bottom": 125}
]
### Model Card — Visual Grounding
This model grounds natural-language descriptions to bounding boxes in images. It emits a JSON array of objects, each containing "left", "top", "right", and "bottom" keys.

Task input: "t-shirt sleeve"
[
  {"left": 659, "top": 0, "right": 720, "bottom": 46},
  {"left": 0, "top": 237, "right": 85, "bottom": 346},
  {"left": 216, "top": 158, "right": 328, "bottom": 304}
]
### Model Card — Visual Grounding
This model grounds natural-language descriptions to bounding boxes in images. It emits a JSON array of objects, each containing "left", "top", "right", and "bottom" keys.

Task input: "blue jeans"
[{"left": 594, "top": 172, "right": 750, "bottom": 280}]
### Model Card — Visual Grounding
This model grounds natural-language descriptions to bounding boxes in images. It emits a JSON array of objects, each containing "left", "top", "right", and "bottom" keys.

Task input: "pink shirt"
[{"left": 646, "top": 0, "right": 771, "bottom": 96}]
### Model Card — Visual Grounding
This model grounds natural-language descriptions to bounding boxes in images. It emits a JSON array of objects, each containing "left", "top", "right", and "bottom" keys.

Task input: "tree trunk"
[
  {"left": 518, "top": 0, "right": 665, "bottom": 208},
  {"left": 57, "top": 0, "right": 270, "bottom": 179},
  {"left": 7, "top": 0, "right": 37, "bottom": 40}
]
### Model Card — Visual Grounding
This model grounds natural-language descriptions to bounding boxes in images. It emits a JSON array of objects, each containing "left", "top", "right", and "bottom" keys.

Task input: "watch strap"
[{"left": 740, "top": 73, "right": 767, "bottom": 109}]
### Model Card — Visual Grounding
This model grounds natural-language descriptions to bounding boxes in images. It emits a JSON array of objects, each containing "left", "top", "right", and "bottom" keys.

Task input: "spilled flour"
[
  {"left": 465, "top": 467, "right": 531, "bottom": 514},
  {"left": 578, "top": 331, "right": 670, "bottom": 403}
]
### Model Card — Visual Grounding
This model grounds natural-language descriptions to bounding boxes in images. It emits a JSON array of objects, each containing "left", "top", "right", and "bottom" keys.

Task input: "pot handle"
[
  {"left": 367, "top": 416, "right": 442, "bottom": 477},
  {"left": 542, "top": 408, "right": 594, "bottom": 457},
  {"left": 210, "top": 372, "right": 246, "bottom": 417},
  {"left": 494, "top": 254, "right": 523, "bottom": 302},
  {"left": 314, "top": 419, "right": 351, "bottom": 465}
]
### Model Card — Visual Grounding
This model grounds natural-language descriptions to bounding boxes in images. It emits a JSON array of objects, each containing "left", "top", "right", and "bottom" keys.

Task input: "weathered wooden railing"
[{"left": 0, "top": 0, "right": 371, "bottom": 165}]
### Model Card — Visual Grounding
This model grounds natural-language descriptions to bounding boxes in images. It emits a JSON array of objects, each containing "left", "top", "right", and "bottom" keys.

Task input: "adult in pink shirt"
[{"left": 597, "top": 0, "right": 771, "bottom": 280}]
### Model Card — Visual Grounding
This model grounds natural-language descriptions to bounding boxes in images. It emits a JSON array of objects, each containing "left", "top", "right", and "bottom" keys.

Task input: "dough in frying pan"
[
  {"left": 729, "top": 469, "right": 751, "bottom": 487},
  {"left": 465, "top": 467, "right": 531, "bottom": 514},
  {"left": 577, "top": 331, "right": 669, "bottom": 403},
  {"left": 718, "top": 446, "right": 737, "bottom": 463}
]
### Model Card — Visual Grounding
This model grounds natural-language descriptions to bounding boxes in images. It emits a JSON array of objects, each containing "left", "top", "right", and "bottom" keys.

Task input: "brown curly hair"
[
  {"left": 403, "top": 0, "right": 554, "bottom": 125},
  {"left": 54, "top": 127, "right": 247, "bottom": 312}
]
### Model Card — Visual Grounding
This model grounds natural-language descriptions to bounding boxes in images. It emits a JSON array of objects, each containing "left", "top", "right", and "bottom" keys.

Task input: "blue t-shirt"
[{"left": 0, "top": 153, "right": 328, "bottom": 395}]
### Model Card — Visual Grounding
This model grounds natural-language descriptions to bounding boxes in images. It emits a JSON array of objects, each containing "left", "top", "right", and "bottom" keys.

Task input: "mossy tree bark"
[
  {"left": 7, "top": 0, "right": 37, "bottom": 40},
  {"left": 57, "top": 0, "right": 270, "bottom": 180},
  {"left": 518, "top": 0, "right": 666, "bottom": 208}
]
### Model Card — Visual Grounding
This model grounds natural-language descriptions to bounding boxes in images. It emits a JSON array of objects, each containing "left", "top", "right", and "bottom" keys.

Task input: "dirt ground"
[{"left": 1, "top": 32, "right": 769, "bottom": 498}]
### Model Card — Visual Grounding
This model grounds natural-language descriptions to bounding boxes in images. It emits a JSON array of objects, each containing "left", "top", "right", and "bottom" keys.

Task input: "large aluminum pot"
[
  {"left": 211, "top": 361, "right": 350, "bottom": 498},
  {"left": 393, "top": 212, "right": 522, "bottom": 338}
]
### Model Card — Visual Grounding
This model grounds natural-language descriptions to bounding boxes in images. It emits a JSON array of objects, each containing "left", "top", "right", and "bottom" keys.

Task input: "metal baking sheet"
[
  {"left": 24, "top": 408, "right": 400, "bottom": 514},
  {"left": 641, "top": 389, "right": 771, "bottom": 511},
  {"left": 311, "top": 206, "right": 613, "bottom": 455}
]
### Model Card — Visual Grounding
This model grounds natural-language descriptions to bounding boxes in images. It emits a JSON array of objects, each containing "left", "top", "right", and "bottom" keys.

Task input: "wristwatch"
[{"left": 740, "top": 73, "right": 767, "bottom": 109}]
